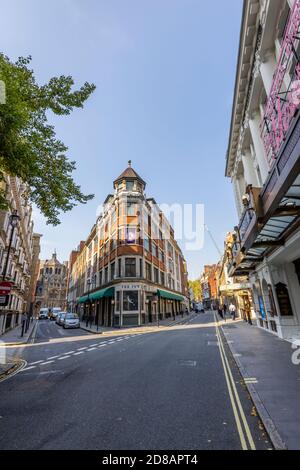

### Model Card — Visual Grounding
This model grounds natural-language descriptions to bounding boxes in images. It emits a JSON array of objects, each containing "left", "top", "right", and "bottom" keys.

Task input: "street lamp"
[
  {"left": 2, "top": 210, "right": 20, "bottom": 281},
  {"left": 111, "top": 299, "right": 115, "bottom": 328}
]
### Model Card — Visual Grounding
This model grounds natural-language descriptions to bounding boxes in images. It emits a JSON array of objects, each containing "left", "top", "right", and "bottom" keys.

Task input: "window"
[
  {"left": 116, "top": 291, "right": 120, "bottom": 312},
  {"left": 159, "top": 249, "right": 165, "bottom": 264},
  {"left": 126, "top": 227, "right": 136, "bottom": 244},
  {"left": 160, "top": 271, "right": 165, "bottom": 286},
  {"left": 123, "top": 290, "right": 139, "bottom": 311},
  {"left": 99, "top": 270, "right": 103, "bottom": 285},
  {"left": 146, "top": 263, "right": 152, "bottom": 281},
  {"left": 140, "top": 259, "right": 143, "bottom": 278},
  {"left": 118, "top": 258, "right": 122, "bottom": 277},
  {"left": 152, "top": 242, "right": 158, "bottom": 258},
  {"left": 127, "top": 202, "right": 137, "bottom": 216},
  {"left": 111, "top": 262, "right": 115, "bottom": 280},
  {"left": 104, "top": 267, "right": 108, "bottom": 284},
  {"left": 125, "top": 258, "right": 136, "bottom": 277},
  {"left": 154, "top": 267, "right": 159, "bottom": 284},
  {"left": 126, "top": 181, "right": 134, "bottom": 191},
  {"left": 144, "top": 235, "right": 150, "bottom": 252}
]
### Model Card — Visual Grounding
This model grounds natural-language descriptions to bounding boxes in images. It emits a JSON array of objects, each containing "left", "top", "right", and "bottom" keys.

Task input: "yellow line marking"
[
  {"left": 215, "top": 315, "right": 256, "bottom": 450},
  {"left": 215, "top": 326, "right": 248, "bottom": 450}
]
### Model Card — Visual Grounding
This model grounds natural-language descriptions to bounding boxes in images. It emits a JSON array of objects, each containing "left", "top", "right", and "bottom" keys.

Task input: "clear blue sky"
[{"left": 1, "top": 0, "right": 242, "bottom": 279}]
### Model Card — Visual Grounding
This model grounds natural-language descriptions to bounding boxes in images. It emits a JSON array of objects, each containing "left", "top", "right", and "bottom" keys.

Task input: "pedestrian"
[
  {"left": 218, "top": 307, "right": 223, "bottom": 319},
  {"left": 229, "top": 303, "right": 236, "bottom": 320},
  {"left": 21, "top": 312, "right": 26, "bottom": 337},
  {"left": 246, "top": 310, "right": 252, "bottom": 325}
]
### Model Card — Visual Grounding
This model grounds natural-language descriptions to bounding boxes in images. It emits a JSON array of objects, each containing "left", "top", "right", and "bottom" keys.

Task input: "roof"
[{"left": 113, "top": 160, "right": 146, "bottom": 186}]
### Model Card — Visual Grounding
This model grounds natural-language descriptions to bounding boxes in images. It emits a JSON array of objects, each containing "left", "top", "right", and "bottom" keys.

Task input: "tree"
[
  {"left": 0, "top": 54, "right": 96, "bottom": 225},
  {"left": 188, "top": 279, "right": 202, "bottom": 302}
]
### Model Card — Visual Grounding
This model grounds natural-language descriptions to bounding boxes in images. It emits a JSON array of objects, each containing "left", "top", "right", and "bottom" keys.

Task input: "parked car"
[
  {"left": 56, "top": 312, "right": 67, "bottom": 326},
  {"left": 62, "top": 313, "right": 80, "bottom": 329},
  {"left": 50, "top": 308, "right": 61, "bottom": 321},
  {"left": 39, "top": 308, "right": 49, "bottom": 320}
]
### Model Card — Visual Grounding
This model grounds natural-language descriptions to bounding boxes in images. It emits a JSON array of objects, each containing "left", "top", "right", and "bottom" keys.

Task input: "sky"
[{"left": 1, "top": 0, "right": 242, "bottom": 280}]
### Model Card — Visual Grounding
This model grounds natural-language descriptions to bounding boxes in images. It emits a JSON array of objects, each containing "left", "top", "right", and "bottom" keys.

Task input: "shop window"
[
  {"left": 293, "top": 258, "right": 300, "bottom": 285},
  {"left": 275, "top": 283, "right": 294, "bottom": 316},
  {"left": 123, "top": 290, "right": 139, "bottom": 311}
]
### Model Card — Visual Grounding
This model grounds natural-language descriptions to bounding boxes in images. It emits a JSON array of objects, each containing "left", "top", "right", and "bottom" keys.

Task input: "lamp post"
[
  {"left": 111, "top": 299, "right": 115, "bottom": 328},
  {"left": 2, "top": 210, "right": 20, "bottom": 281},
  {"left": 86, "top": 279, "right": 92, "bottom": 327}
]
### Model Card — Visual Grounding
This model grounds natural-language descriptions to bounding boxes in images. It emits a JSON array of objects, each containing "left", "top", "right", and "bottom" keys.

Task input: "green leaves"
[{"left": 0, "top": 54, "right": 95, "bottom": 225}]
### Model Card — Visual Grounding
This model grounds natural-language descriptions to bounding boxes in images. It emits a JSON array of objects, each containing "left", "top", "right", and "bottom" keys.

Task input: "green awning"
[
  {"left": 78, "top": 287, "right": 115, "bottom": 304},
  {"left": 157, "top": 289, "right": 185, "bottom": 302},
  {"left": 90, "top": 287, "right": 114, "bottom": 301}
]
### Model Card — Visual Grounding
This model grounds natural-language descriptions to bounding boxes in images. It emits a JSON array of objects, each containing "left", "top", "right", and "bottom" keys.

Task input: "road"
[{"left": 0, "top": 312, "right": 272, "bottom": 450}]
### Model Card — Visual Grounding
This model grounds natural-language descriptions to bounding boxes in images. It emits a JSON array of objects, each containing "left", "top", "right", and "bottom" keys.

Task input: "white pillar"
[
  {"left": 241, "top": 151, "right": 260, "bottom": 187},
  {"left": 249, "top": 112, "right": 270, "bottom": 182},
  {"left": 260, "top": 51, "right": 277, "bottom": 96},
  {"left": 233, "top": 178, "right": 243, "bottom": 217}
]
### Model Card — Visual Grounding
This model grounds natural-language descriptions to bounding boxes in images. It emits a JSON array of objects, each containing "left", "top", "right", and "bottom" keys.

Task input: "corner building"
[{"left": 68, "top": 162, "right": 189, "bottom": 327}]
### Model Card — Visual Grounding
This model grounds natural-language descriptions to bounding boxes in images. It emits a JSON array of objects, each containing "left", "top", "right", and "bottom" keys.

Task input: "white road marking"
[
  {"left": 28, "top": 360, "right": 43, "bottom": 365},
  {"left": 86, "top": 347, "right": 97, "bottom": 351},
  {"left": 40, "top": 360, "right": 55, "bottom": 366},
  {"left": 89, "top": 344, "right": 98, "bottom": 347},
  {"left": 73, "top": 351, "right": 84, "bottom": 356},
  {"left": 77, "top": 347, "right": 88, "bottom": 351},
  {"left": 22, "top": 366, "right": 36, "bottom": 371},
  {"left": 58, "top": 355, "right": 70, "bottom": 360},
  {"left": 98, "top": 344, "right": 107, "bottom": 348},
  {"left": 47, "top": 355, "right": 60, "bottom": 360},
  {"left": 63, "top": 351, "right": 75, "bottom": 355}
]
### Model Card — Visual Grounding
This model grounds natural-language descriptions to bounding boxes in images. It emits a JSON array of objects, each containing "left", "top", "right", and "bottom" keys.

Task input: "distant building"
[
  {"left": 67, "top": 162, "right": 189, "bottom": 327},
  {"left": 200, "top": 265, "right": 218, "bottom": 310},
  {"left": 35, "top": 253, "right": 68, "bottom": 311}
]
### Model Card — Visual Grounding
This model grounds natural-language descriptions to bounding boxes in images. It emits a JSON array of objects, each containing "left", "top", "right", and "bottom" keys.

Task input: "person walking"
[
  {"left": 229, "top": 303, "right": 236, "bottom": 320},
  {"left": 218, "top": 307, "right": 223, "bottom": 319}
]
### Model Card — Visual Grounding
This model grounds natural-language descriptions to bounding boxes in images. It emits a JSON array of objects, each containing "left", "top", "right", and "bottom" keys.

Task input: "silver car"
[
  {"left": 63, "top": 313, "right": 80, "bottom": 329},
  {"left": 56, "top": 312, "right": 67, "bottom": 326}
]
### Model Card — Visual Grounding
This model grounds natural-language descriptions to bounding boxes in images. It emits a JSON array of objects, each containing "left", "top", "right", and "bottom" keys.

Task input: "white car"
[
  {"left": 39, "top": 308, "right": 49, "bottom": 320},
  {"left": 63, "top": 313, "right": 80, "bottom": 329}
]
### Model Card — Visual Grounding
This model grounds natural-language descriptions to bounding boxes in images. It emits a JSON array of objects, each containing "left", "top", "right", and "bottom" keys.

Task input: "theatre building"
[
  {"left": 67, "top": 162, "right": 189, "bottom": 327},
  {"left": 226, "top": 0, "right": 300, "bottom": 340}
]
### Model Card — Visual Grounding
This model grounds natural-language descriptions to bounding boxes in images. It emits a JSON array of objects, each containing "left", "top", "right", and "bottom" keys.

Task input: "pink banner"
[{"left": 260, "top": 0, "right": 300, "bottom": 164}]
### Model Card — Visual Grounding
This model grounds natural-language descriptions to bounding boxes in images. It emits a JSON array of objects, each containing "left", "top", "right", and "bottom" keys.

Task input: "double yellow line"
[{"left": 215, "top": 315, "right": 256, "bottom": 450}]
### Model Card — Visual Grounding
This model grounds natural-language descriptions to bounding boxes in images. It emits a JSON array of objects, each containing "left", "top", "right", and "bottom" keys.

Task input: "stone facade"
[{"left": 35, "top": 253, "right": 68, "bottom": 311}]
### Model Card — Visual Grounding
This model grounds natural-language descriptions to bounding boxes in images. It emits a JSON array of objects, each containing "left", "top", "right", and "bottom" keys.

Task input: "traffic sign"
[{"left": 0, "top": 281, "right": 12, "bottom": 296}]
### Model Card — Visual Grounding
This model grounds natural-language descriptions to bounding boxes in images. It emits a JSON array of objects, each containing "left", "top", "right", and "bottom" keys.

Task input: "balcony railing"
[{"left": 260, "top": 0, "right": 300, "bottom": 165}]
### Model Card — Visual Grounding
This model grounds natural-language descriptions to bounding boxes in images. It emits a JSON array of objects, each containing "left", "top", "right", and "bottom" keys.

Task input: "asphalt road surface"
[{"left": 0, "top": 312, "right": 272, "bottom": 450}]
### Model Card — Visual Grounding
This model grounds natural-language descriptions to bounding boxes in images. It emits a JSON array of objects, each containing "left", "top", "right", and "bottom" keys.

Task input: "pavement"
[
  {"left": 0, "top": 311, "right": 271, "bottom": 450},
  {"left": 0, "top": 319, "right": 38, "bottom": 378},
  {"left": 218, "top": 315, "right": 300, "bottom": 450}
]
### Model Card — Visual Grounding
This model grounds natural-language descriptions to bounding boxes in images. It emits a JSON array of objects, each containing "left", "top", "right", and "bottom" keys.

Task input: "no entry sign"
[{"left": 0, "top": 281, "right": 12, "bottom": 296}]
